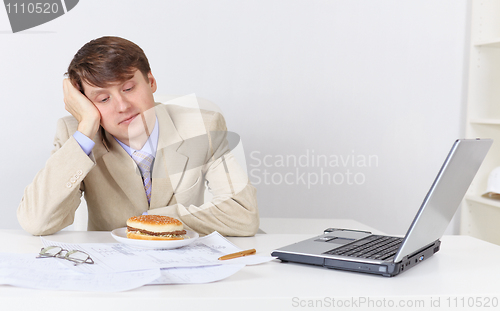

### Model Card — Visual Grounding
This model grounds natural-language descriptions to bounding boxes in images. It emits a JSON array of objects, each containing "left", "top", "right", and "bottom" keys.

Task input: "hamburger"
[{"left": 126, "top": 215, "right": 187, "bottom": 240}]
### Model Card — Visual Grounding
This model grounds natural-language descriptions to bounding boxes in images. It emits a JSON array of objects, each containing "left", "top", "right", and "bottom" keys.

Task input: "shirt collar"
[{"left": 115, "top": 116, "right": 159, "bottom": 158}]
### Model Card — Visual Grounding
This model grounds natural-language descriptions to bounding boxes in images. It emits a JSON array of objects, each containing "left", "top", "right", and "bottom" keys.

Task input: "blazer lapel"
[
  {"left": 150, "top": 105, "right": 188, "bottom": 207},
  {"left": 100, "top": 130, "right": 149, "bottom": 210}
]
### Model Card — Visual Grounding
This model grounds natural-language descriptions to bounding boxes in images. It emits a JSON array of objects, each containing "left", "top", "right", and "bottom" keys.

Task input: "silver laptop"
[{"left": 271, "top": 139, "right": 492, "bottom": 277}]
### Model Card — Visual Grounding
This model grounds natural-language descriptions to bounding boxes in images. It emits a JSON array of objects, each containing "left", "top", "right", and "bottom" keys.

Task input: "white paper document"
[
  {"left": 0, "top": 232, "right": 272, "bottom": 292},
  {"left": 152, "top": 264, "right": 246, "bottom": 285},
  {"left": 0, "top": 253, "right": 248, "bottom": 290},
  {"left": 0, "top": 253, "right": 161, "bottom": 292},
  {"left": 41, "top": 231, "right": 272, "bottom": 273}
]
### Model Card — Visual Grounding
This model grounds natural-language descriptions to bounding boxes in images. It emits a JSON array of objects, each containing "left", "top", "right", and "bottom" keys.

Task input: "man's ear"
[{"left": 148, "top": 71, "right": 157, "bottom": 93}]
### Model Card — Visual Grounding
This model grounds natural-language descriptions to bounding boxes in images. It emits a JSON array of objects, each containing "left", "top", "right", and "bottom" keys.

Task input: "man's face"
[{"left": 82, "top": 70, "right": 157, "bottom": 148}]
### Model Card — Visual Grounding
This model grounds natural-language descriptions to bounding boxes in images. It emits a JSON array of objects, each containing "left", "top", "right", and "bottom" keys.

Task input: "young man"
[{"left": 18, "top": 36, "right": 259, "bottom": 236}]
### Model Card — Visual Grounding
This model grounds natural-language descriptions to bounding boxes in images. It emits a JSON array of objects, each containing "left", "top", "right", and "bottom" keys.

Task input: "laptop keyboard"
[{"left": 324, "top": 235, "right": 403, "bottom": 261}]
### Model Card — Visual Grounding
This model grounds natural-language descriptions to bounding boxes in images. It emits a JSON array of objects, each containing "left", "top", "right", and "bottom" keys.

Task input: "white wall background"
[{"left": 0, "top": 0, "right": 470, "bottom": 235}]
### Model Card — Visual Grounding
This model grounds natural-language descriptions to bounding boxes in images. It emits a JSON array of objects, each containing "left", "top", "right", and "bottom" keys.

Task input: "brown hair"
[{"left": 67, "top": 36, "right": 151, "bottom": 92}]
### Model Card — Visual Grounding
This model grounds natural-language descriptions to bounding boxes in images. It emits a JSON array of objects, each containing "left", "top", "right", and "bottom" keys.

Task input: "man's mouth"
[{"left": 119, "top": 113, "right": 139, "bottom": 125}]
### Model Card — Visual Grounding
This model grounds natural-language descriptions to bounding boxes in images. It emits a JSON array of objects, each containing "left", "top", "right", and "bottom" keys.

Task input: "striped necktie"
[{"left": 132, "top": 150, "right": 154, "bottom": 204}]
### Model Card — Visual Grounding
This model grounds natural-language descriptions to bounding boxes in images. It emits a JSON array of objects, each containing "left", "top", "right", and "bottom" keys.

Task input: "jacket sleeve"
[
  {"left": 149, "top": 111, "right": 259, "bottom": 236},
  {"left": 17, "top": 118, "right": 95, "bottom": 235}
]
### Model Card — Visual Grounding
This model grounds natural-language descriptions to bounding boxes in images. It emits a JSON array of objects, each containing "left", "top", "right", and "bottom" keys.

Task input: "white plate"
[{"left": 111, "top": 228, "right": 199, "bottom": 249}]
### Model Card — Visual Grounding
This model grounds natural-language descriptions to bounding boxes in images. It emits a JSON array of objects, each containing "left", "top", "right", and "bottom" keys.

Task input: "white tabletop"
[{"left": 2, "top": 229, "right": 500, "bottom": 311}]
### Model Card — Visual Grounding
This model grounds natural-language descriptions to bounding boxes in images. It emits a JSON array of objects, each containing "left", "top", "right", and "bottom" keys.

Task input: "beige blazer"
[{"left": 18, "top": 104, "right": 259, "bottom": 236}]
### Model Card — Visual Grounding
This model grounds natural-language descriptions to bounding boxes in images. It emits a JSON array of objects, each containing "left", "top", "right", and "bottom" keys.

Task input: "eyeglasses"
[{"left": 36, "top": 246, "right": 94, "bottom": 265}]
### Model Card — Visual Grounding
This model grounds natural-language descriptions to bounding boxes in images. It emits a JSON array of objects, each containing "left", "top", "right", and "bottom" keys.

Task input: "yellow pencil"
[{"left": 218, "top": 249, "right": 256, "bottom": 260}]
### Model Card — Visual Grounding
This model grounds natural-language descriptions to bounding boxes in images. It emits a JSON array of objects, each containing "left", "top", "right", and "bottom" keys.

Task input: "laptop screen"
[{"left": 394, "top": 139, "right": 492, "bottom": 262}]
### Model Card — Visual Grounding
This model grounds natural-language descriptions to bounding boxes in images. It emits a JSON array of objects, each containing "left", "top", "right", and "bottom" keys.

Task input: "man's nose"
[{"left": 115, "top": 94, "right": 131, "bottom": 111}]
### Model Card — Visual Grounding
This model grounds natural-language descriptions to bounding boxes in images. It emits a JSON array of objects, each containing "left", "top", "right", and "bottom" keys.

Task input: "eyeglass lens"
[
  {"left": 66, "top": 250, "right": 94, "bottom": 264},
  {"left": 39, "top": 246, "right": 63, "bottom": 257}
]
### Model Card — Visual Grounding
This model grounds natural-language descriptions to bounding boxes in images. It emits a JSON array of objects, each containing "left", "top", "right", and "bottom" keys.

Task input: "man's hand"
[{"left": 63, "top": 79, "right": 101, "bottom": 139}]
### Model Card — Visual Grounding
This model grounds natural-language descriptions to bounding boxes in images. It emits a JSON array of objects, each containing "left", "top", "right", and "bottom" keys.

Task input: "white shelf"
[
  {"left": 461, "top": 0, "right": 500, "bottom": 245},
  {"left": 474, "top": 38, "right": 500, "bottom": 48},
  {"left": 469, "top": 118, "right": 500, "bottom": 125},
  {"left": 465, "top": 194, "right": 500, "bottom": 209}
]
